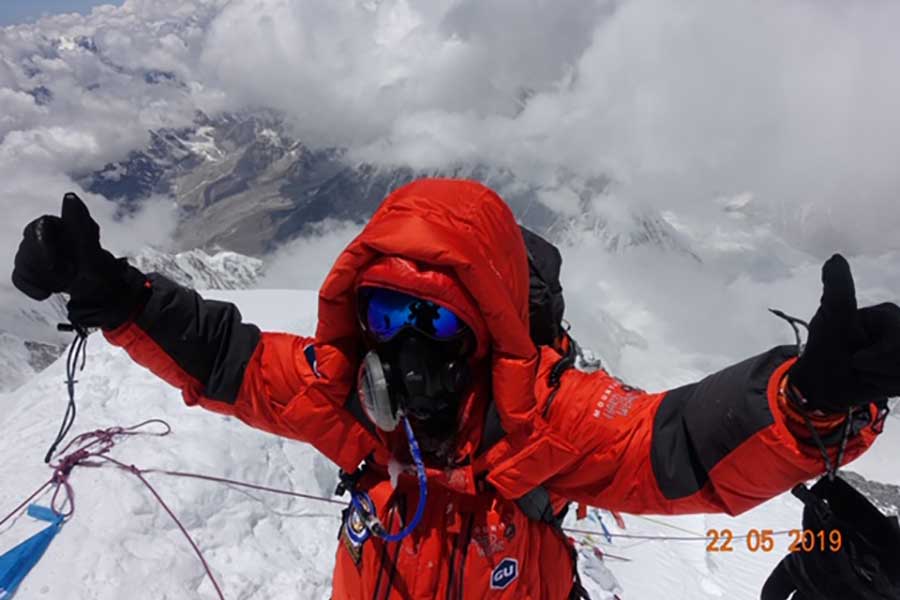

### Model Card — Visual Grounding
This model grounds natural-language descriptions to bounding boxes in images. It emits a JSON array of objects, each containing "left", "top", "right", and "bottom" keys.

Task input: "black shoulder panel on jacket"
[
  {"left": 651, "top": 345, "right": 796, "bottom": 500},
  {"left": 136, "top": 274, "right": 261, "bottom": 404}
]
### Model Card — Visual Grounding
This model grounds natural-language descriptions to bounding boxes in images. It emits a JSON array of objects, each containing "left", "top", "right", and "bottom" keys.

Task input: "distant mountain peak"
[{"left": 129, "top": 247, "right": 264, "bottom": 290}]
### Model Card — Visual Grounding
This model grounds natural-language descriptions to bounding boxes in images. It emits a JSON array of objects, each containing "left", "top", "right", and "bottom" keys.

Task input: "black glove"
[
  {"left": 11, "top": 192, "right": 149, "bottom": 329},
  {"left": 788, "top": 254, "right": 900, "bottom": 413}
]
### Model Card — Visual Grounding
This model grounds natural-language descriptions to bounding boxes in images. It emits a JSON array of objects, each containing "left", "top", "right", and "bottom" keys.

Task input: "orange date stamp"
[{"left": 705, "top": 529, "right": 843, "bottom": 553}]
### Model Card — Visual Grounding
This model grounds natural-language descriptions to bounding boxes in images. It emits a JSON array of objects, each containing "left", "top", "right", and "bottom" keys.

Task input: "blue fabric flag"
[{"left": 0, "top": 505, "right": 63, "bottom": 599}]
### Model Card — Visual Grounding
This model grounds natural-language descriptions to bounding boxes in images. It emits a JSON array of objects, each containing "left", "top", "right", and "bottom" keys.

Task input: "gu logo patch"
[{"left": 490, "top": 557, "right": 519, "bottom": 590}]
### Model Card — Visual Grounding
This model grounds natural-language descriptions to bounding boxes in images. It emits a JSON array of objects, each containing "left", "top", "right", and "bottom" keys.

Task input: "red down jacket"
[{"left": 104, "top": 178, "right": 880, "bottom": 599}]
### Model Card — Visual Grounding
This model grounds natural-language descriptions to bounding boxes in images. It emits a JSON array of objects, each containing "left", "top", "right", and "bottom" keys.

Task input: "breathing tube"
[{"left": 347, "top": 416, "right": 428, "bottom": 543}]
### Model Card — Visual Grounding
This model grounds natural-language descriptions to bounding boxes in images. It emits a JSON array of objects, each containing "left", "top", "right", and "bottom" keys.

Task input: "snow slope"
[{"left": 1, "top": 289, "right": 897, "bottom": 599}]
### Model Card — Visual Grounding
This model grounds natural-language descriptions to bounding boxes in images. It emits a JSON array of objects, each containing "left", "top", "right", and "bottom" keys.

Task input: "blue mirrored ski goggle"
[{"left": 359, "top": 287, "right": 469, "bottom": 343}]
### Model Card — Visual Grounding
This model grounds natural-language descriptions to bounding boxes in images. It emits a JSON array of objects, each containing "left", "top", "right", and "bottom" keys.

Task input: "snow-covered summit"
[
  {"left": 129, "top": 247, "right": 264, "bottom": 290},
  {"left": 2, "top": 287, "right": 898, "bottom": 599}
]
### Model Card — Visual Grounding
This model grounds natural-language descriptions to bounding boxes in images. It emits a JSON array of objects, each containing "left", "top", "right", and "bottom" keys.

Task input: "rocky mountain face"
[{"left": 78, "top": 110, "right": 695, "bottom": 259}]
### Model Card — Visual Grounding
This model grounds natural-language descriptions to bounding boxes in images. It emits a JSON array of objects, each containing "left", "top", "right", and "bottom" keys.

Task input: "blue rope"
[{"left": 349, "top": 416, "right": 428, "bottom": 542}]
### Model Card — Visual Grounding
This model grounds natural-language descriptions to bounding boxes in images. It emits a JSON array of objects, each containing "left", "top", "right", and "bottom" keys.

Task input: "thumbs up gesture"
[
  {"left": 789, "top": 254, "right": 900, "bottom": 413},
  {"left": 11, "top": 193, "right": 148, "bottom": 329}
]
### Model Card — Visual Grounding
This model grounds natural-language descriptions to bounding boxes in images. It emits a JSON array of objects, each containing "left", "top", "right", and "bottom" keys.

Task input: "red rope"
[{"left": 1, "top": 420, "right": 353, "bottom": 599}]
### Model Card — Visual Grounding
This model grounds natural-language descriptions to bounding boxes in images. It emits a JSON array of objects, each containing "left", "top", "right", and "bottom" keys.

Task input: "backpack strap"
[
  {"left": 544, "top": 335, "right": 578, "bottom": 418},
  {"left": 477, "top": 399, "right": 506, "bottom": 456},
  {"left": 515, "top": 486, "right": 559, "bottom": 524},
  {"left": 476, "top": 335, "right": 578, "bottom": 455},
  {"left": 516, "top": 481, "right": 591, "bottom": 599}
]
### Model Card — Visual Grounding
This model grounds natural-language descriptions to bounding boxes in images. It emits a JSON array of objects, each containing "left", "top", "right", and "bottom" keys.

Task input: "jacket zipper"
[
  {"left": 444, "top": 522, "right": 461, "bottom": 598},
  {"left": 370, "top": 505, "right": 397, "bottom": 600},
  {"left": 381, "top": 495, "right": 406, "bottom": 600},
  {"left": 382, "top": 532, "right": 402, "bottom": 600},
  {"left": 455, "top": 515, "right": 474, "bottom": 600},
  {"left": 446, "top": 514, "right": 474, "bottom": 600}
]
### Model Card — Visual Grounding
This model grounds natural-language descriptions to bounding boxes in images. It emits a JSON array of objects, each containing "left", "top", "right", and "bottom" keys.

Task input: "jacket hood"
[{"left": 309, "top": 179, "right": 540, "bottom": 462}]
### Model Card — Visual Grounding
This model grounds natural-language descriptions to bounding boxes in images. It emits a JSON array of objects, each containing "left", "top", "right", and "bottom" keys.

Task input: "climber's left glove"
[
  {"left": 12, "top": 193, "right": 149, "bottom": 330},
  {"left": 787, "top": 254, "right": 900, "bottom": 413}
]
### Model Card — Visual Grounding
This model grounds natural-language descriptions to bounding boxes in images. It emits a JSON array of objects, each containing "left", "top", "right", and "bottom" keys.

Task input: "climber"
[{"left": 11, "top": 179, "right": 900, "bottom": 599}]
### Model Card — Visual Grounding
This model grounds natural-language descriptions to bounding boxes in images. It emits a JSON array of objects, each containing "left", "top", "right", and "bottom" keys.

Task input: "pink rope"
[
  {"left": 0, "top": 420, "right": 227, "bottom": 599},
  {"left": 0, "top": 480, "right": 52, "bottom": 531},
  {"left": 5, "top": 418, "right": 757, "bottom": 598},
  {"left": 101, "top": 456, "right": 225, "bottom": 600},
  {"left": 141, "top": 469, "right": 346, "bottom": 506},
  {"left": 2, "top": 420, "right": 170, "bottom": 528}
]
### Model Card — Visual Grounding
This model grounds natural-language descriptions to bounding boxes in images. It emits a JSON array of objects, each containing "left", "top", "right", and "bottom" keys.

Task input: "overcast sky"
[
  {"left": 0, "top": 1, "right": 123, "bottom": 26},
  {"left": 2, "top": 0, "right": 898, "bottom": 259}
]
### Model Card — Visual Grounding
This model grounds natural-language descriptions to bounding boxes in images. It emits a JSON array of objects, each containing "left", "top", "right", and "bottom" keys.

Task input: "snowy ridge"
[
  {"left": 129, "top": 247, "right": 263, "bottom": 290},
  {"left": 0, "top": 333, "right": 37, "bottom": 392},
  {"left": 2, "top": 288, "right": 898, "bottom": 599}
]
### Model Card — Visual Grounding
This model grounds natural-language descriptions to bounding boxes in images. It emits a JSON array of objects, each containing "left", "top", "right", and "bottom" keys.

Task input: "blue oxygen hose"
[{"left": 348, "top": 416, "right": 428, "bottom": 542}]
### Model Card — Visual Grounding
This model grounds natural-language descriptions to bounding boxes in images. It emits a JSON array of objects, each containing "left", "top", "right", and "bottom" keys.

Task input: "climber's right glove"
[
  {"left": 12, "top": 192, "right": 149, "bottom": 329},
  {"left": 787, "top": 254, "right": 900, "bottom": 414}
]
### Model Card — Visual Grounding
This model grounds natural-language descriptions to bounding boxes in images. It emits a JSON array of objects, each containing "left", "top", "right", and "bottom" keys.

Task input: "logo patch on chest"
[
  {"left": 340, "top": 506, "right": 370, "bottom": 566},
  {"left": 490, "top": 557, "right": 519, "bottom": 590}
]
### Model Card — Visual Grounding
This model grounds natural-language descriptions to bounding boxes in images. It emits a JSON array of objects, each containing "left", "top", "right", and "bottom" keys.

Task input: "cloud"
[
  {"left": 1, "top": 0, "right": 900, "bottom": 392},
  {"left": 259, "top": 219, "right": 364, "bottom": 291},
  {"left": 192, "top": 0, "right": 900, "bottom": 258},
  {"left": 197, "top": 0, "right": 609, "bottom": 148},
  {"left": 0, "top": 164, "right": 177, "bottom": 270},
  {"left": 4, "top": 0, "right": 899, "bottom": 259},
  {"left": 351, "top": 0, "right": 900, "bottom": 257},
  {"left": 0, "top": 0, "right": 225, "bottom": 304}
]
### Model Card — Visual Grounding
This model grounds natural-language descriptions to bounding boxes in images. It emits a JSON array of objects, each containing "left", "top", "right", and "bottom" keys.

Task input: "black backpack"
[
  {"left": 512, "top": 227, "right": 591, "bottom": 599},
  {"left": 478, "top": 225, "right": 581, "bottom": 494},
  {"left": 480, "top": 223, "right": 578, "bottom": 443},
  {"left": 520, "top": 226, "right": 567, "bottom": 348}
]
